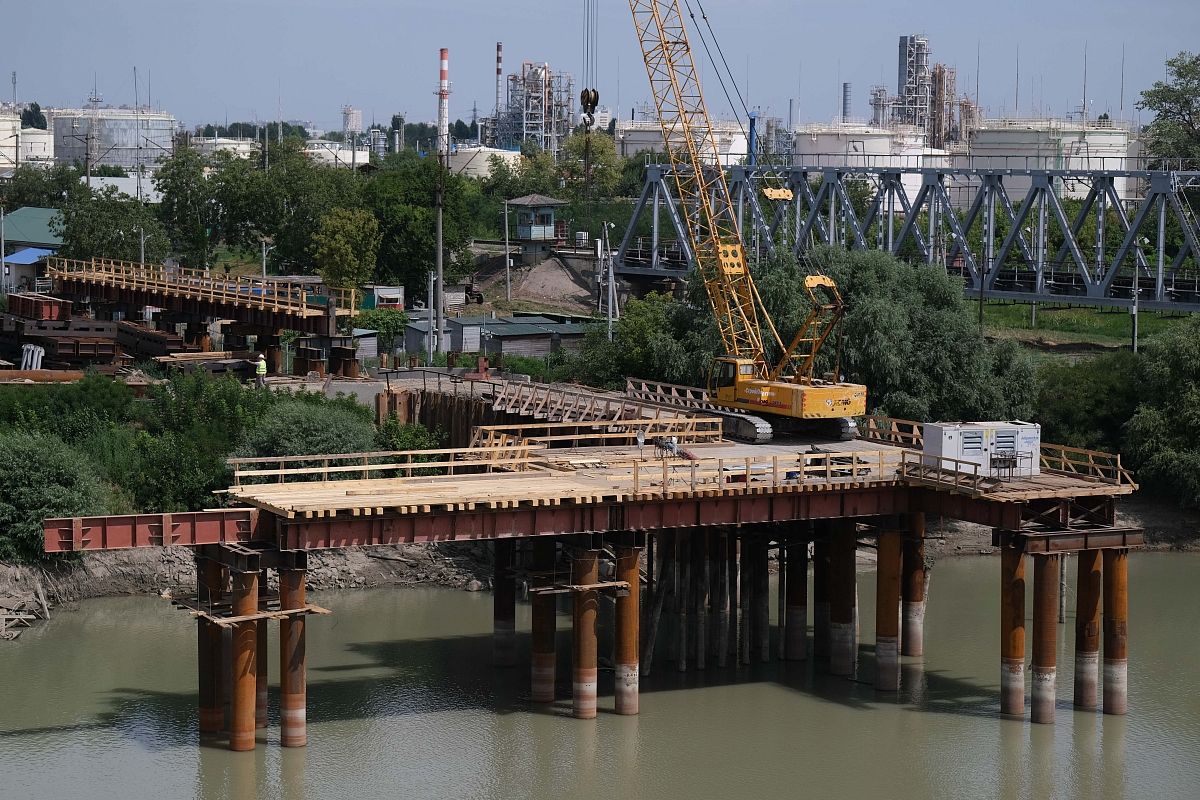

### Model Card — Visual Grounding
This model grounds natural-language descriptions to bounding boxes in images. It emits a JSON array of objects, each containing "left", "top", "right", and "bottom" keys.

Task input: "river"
[{"left": 1, "top": 553, "right": 1197, "bottom": 799}]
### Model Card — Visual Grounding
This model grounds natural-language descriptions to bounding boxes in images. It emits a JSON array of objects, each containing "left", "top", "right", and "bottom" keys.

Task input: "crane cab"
[{"left": 712, "top": 357, "right": 758, "bottom": 406}]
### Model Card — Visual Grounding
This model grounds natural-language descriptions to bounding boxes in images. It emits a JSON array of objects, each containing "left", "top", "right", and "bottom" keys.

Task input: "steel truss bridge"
[{"left": 615, "top": 162, "right": 1200, "bottom": 312}]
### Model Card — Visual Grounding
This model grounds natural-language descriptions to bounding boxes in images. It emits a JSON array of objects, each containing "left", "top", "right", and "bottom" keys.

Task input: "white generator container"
[{"left": 922, "top": 421, "right": 1041, "bottom": 478}]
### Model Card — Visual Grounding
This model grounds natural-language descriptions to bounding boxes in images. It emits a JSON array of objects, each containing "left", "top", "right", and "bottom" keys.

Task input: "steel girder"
[{"left": 617, "top": 164, "right": 1200, "bottom": 312}]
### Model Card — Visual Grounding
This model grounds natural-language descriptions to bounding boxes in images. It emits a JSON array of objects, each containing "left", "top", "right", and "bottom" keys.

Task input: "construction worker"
[{"left": 255, "top": 353, "right": 268, "bottom": 389}]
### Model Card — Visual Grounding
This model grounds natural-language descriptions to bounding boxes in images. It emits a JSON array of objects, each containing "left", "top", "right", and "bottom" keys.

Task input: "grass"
[{"left": 983, "top": 302, "right": 1188, "bottom": 346}]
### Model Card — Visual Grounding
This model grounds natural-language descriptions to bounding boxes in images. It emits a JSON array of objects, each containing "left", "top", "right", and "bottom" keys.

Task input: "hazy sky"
[{"left": 4, "top": 0, "right": 1197, "bottom": 131}]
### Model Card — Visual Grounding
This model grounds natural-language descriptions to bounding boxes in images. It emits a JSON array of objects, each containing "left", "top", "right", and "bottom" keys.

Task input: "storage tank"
[
  {"left": 48, "top": 106, "right": 176, "bottom": 171},
  {"left": 0, "top": 112, "right": 18, "bottom": 167},
  {"left": 793, "top": 123, "right": 893, "bottom": 169},
  {"left": 448, "top": 146, "right": 521, "bottom": 179}
]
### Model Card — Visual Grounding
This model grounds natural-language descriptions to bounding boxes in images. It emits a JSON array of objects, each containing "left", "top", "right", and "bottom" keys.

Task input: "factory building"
[
  {"left": 192, "top": 137, "right": 259, "bottom": 160},
  {"left": 481, "top": 58, "right": 575, "bottom": 159},
  {"left": 615, "top": 118, "right": 748, "bottom": 166},
  {"left": 0, "top": 112, "right": 18, "bottom": 171},
  {"left": 47, "top": 106, "right": 176, "bottom": 171}
]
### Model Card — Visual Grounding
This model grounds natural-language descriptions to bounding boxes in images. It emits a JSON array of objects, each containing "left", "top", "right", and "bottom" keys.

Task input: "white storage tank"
[
  {"left": 793, "top": 123, "right": 893, "bottom": 169},
  {"left": 922, "top": 421, "right": 1041, "bottom": 478}
]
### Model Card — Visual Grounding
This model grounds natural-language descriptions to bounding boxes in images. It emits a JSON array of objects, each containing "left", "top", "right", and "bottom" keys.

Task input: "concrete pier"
[
  {"left": 493, "top": 540, "right": 517, "bottom": 668},
  {"left": 875, "top": 530, "right": 902, "bottom": 691},
  {"left": 1031, "top": 554, "right": 1060, "bottom": 724},
  {"left": 279, "top": 567, "right": 308, "bottom": 747},
  {"left": 754, "top": 536, "right": 771, "bottom": 663},
  {"left": 785, "top": 536, "right": 808, "bottom": 661},
  {"left": 530, "top": 539, "right": 557, "bottom": 704},
  {"left": 1000, "top": 546, "right": 1026, "bottom": 718},
  {"left": 901, "top": 513, "right": 926, "bottom": 658},
  {"left": 813, "top": 537, "right": 830, "bottom": 660},
  {"left": 1103, "top": 549, "right": 1129, "bottom": 715},
  {"left": 572, "top": 550, "right": 600, "bottom": 719},
  {"left": 1074, "top": 549, "right": 1102, "bottom": 710},
  {"left": 230, "top": 570, "right": 260, "bottom": 751},
  {"left": 614, "top": 545, "right": 641, "bottom": 715}
]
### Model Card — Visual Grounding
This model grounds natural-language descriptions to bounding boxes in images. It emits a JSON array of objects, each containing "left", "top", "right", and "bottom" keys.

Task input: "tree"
[
  {"left": 20, "top": 102, "right": 47, "bottom": 130},
  {"left": 312, "top": 207, "right": 381, "bottom": 289},
  {"left": 1123, "top": 316, "right": 1200, "bottom": 507},
  {"left": 55, "top": 186, "right": 171, "bottom": 263},
  {"left": 0, "top": 164, "right": 89, "bottom": 209},
  {"left": 557, "top": 131, "right": 623, "bottom": 199},
  {"left": 1035, "top": 352, "right": 1139, "bottom": 452},
  {"left": 155, "top": 145, "right": 218, "bottom": 267},
  {"left": 1138, "top": 51, "right": 1200, "bottom": 162},
  {"left": 0, "top": 431, "right": 118, "bottom": 563},
  {"left": 353, "top": 308, "right": 408, "bottom": 353},
  {"left": 235, "top": 400, "right": 376, "bottom": 461}
]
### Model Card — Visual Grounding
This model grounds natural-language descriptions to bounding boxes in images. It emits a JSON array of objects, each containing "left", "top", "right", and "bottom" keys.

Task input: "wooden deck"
[{"left": 224, "top": 436, "right": 1135, "bottom": 522}]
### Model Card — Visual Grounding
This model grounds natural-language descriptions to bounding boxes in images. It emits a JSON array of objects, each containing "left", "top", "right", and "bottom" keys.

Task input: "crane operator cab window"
[{"left": 716, "top": 359, "right": 738, "bottom": 388}]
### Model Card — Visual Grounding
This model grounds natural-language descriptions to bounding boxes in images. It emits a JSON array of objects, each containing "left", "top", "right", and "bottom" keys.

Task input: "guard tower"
[{"left": 508, "top": 194, "right": 568, "bottom": 263}]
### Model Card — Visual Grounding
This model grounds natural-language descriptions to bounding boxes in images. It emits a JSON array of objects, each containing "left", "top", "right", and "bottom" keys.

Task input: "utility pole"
[
  {"left": 426, "top": 270, "right": 435, "bottom": 363},
  {"left": 1, "top": 205, "right": 7, "bottom": 293},
  {"left": 503, "top": 199, "right": 511, "bottom": 302}
]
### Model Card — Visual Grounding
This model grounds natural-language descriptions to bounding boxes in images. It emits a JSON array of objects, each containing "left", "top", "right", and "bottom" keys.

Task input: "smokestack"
[
  {"left": 788, "top": 98, "right": 795, "bottom": 131},
  {"left": 437, "top": 47, "right": 451, "bottom": 159},
  {"left": 495, "top": 42, "right": 503, "bottom": 116},
  {"left": 842, "top": 82, "right": 852, "bottom": 123}
]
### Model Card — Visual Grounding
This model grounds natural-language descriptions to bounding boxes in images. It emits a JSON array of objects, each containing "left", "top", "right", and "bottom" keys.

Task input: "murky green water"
[{"left": 2, "top": 553, "right": 1198, "bottom": 799}]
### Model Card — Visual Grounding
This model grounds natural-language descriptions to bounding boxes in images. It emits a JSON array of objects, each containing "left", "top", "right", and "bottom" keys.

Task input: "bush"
[
  {"left": 1035, "top": 352, "right": 1139, "bottom": 451},
  {"left": 236, "top": 400, "right": 377, "bottom": 461},
  {"left": 0, "top": 432, "right": 119, "bottom": 563}
]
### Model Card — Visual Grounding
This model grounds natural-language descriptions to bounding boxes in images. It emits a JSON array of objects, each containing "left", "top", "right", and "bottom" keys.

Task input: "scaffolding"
[{"left": 488, "top": 61, "right": 575, "bottom": 158}]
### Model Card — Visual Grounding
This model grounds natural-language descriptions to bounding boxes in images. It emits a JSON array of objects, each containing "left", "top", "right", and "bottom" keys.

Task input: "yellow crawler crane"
[{"left": 626, "top": 0, "right": 866, "bottom": 440}]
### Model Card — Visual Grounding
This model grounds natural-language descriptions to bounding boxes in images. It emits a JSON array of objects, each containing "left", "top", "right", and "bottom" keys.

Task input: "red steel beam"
[{"left": 44, "top": 509, "right": 263, "bottom": 553}]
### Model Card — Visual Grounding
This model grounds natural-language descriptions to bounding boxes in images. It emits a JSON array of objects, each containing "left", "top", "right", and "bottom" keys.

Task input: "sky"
[{"left": 3, "top": 0, "right": 1197, "bottom": 132}]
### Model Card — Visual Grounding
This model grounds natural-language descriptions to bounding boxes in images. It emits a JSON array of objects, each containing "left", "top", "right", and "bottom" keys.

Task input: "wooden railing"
[
  {"left": 623, "top": 449, "right": 905, "bottom": 495},
  {"left": 469, "top": 417, "right": 724, "bottom": 450},
  {"left": 625, "top": 377, "right": 714, "bottom": 409},
  {"left": 47, "top": 257, "right": 357, "bottom": 316},
  {"left": 897, "top": 450, "right": 999, "bottom": 495},
  {"left": 228, "top": 444, "right": 542, "bottom": 485},
  {"left": 1040, "top": 443, "right": 1136, "bottom": 486},
  {"left": 857, "top": 415, "right": 924, "bottom": 447}
]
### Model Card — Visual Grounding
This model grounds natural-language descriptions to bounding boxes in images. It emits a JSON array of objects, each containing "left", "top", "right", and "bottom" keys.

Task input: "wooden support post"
[
  {"left": 716, "top": 531, "right": 730, "bottom": 667},
  {"left": 755, "top": 535, "right": 771, "bottom": 663},
  {"left": 1031, "top": 554, "right": 1060, "bottom": 724},
  {"left": 279, "top": 567, "right": 307, "bottom": 747},
  {"left": 255, "top": 617, "right": 268, "bottom": 729},
  {"left": 197, "top": 558, "right": 224, "bottom": 736},
  {"left": 1103, "top": 549, "right": 1129, "bottom": 715},
  {"left": 785, "top": 536, "right": 808, "bottom": 661},
  {"left": 1000, "top": 546, "right": 1026, "bottom": 718},
  {"left": 813, "top": 537, "right": 830, "bottom": 660},
  {"left": 677, "top": 533, "right": 690, "bottom": 672},
  {"left": 1074, "top": 549, "right": 1102, "bottom": 710},
  {"left": 572, "top": 549, "right": 600, "bottom": 719},
  {"left": 493, "top": 539, "right": 517, "bottom": 667},
  {"left": 530, "top": 539, "right": 557, "bottom": 703},
  {"left": 901, "top": 513, "right": 927, "bottom": 658},
  {"left": 693, "top": 531, "right": 708, "bottom": 670},
  {"left": 614, "top": 545, "right": 641, "bottom": 715},
  {"left": 230, "top": 570, "right": 260, "bottom": 751},
  {"left": 876, "top": 530, "right": 903, "bottom": 691},
  {"left": 829, "top": 524, "right": 857, "bottom": 676}
]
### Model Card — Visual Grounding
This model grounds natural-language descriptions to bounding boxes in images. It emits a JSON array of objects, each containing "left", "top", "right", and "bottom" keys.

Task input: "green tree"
[
  {"left": 55, "top": 186, "right": 170, "bottom": 262},
  {"left": 0, "top": 431, "right": 118, "bottom": 563},
  {"left": 155, "top": 145, "right": 218, "bottom": 267},
  {"left": 375, "top": 418, "right": 444, "bottom": 451},
  {"left": 236, "top": 400, "right": 376, "bottom": 460},
  {"left": 1138, "top": 51, "right": 1200, "bottom": 162},
  {"left": 20, "top": 102, "right": 47, "bottom": 130},
  {"left": 353, "top": 308, "right": 408, "bottom": 352},
  {"left": 313, "top": 207, "right": 381, "bottom": 289},
  {"left": 1035, "top": 352, "right": 1139, "bottom": 452},
  {"left": 1123, "top": 316, "right": 1200, "bottom": 507},
  {"left": 0, "top": 164, "right": 89, "bottom": 209},
  {"left": 557, "top": 131, "right": 623, "bottom": 199}
]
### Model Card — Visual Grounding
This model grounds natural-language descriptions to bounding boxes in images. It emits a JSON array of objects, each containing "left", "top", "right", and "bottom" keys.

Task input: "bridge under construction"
[{"left": 43, "top": 377, "right": 1141, "bottom": 752}]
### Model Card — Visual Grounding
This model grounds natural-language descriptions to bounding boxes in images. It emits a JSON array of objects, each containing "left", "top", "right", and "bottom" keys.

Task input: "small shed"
[
  {"left": 508, "top": 193, "right": 568, "bottom": 263},
  {"left": 2, "top": 247, "right": 55, "bottom": 292}
]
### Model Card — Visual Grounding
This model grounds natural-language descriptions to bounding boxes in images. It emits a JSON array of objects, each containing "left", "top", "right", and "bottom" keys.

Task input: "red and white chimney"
[{"left": 437, "top": 47, "right": 451, "bottom": 160}]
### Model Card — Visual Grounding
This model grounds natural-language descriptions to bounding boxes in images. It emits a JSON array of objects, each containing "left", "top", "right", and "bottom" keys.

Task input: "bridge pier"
[
  {"left": 692, "top": 531, "right": 707, "bottom": 670},
  {"left": 614, "top": 544, "right": 641, "bottom": 715},
  {"left": 571, "top": 549, "right": 600, "bottom": 719},
  {"left": 1103, "top": 549, "right": 1129, "bottom": 715},
  {"left": 1000, "top": 546, "right": 1026, "bottom": 718},
  {"left": 1031, "top": 554, "right": 1060, "bottom": 724},
  {"left": 255, "top": 619, "right": 268, "bottom": 729},
  {"left": 230, "top": 569, "right": 260, "bottom": 751},
  {"left": 829, "top": 523, "right": 857, "bottom": 677},
  {"left": 901, "top": 513, "right": 926, "bottom": 658},
  {"left": 196, "top": 558, "right": 225, "bottom": 736},
  {"left": 1074, "top": 549, "right": 1102, "bottom": 710},
  {"left": 754, "top": 534, "right": 770, "bottom": 663},
  {"left": 784, "top": 534, "right": 808, "bottom": 661},
  {"left": 813, "top": 537, "right": 830, "bottom": 660},
  {"left": 875, "top": 529, "right": 902, "bottom": 691},
  {"left": 279, "top": 567, "right": 308, "bottom": 747},
  {"left": 530, "top": 539, "right": 557, "bottom": 703},
  {"left": 493, "top": 540, "right": 517, "bottom": 668}
]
